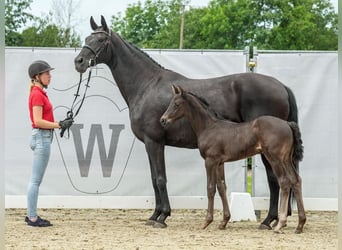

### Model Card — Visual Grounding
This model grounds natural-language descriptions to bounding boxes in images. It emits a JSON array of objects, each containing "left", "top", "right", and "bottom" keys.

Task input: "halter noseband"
[{"left": 82, "top": 30, "right": 111, "bottom": 67}]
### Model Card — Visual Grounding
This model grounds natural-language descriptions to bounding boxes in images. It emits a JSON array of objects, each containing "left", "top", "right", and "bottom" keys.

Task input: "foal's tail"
[{"left": 288, "top": 121, "right": 304, "bottom": 167}]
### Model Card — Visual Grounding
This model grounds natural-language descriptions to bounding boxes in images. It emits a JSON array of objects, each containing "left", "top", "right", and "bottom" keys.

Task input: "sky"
[{"left": 28, "top": 0, "right": 338, "bottom": 42}]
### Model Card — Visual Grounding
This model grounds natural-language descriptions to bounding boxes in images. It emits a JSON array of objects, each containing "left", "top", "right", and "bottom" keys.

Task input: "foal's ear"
[
  {"left": 90, "top": 16, "right": 98, "bottom": 31},
  {"left": 100, "top": 15, "right": 109, "bottom": 32},
  {"left": 172, "top": 85, "right": 178, "bottom": 95},
  {"left": 172, "top": 85, "right": 183, "bottom": 96},
  {"left": 177, "top": 86, "right": 184, "bottom": 96}
]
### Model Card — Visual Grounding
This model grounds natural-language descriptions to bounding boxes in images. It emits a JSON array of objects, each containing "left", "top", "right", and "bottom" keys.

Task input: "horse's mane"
[
  {"left": 187, "top": 92, "right": 224, "bottom": 120},
  {"left": 114, "top": 32, "right": 165, "bottom": 70}
]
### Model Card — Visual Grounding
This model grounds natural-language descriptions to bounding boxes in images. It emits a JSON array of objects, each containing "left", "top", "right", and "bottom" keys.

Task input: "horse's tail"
[
  {"left": 288, "top": 121, "right": 304, "bottom": 166},
  {"left": 284, "top": 85, "right": 298, "bottom": 123}
]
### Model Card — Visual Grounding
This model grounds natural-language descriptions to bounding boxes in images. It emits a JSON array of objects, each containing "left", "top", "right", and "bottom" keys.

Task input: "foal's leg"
[
  {"left": 292, "top": 175, "right": 306, "bottom": 234},
  {"left": 274, "top": 178, "right": 291, "bottom": 234},
  {"left": 216, "top": 163, "right": 230, "bottom": 230},
  {"left": 259, "top": 155, "right": 281, "bottom": 230},
  {"left": 202, "top": 158, "right": 217, "bottom": 229}
]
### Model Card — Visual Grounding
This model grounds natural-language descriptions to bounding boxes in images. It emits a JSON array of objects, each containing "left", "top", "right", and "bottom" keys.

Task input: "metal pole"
[
  {"left": 0, "top": 0, "right": 5, "bottom": 247},
  {"left": 338, "top": 2, "right": 342, "bottom": 247}
]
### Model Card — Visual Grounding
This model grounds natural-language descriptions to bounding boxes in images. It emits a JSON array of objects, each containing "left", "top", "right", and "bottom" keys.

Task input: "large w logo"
[{"left": 70, "top": 124, "right": 125, "bottom": 177}]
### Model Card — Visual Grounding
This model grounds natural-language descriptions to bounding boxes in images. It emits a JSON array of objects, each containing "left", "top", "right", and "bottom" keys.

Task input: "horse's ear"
[
  {"left": 101, "top": 15, "right": 109, "bottom": 32},
  {"left": 177, "top": 86, "right": 184, "bottom": 96},
  {"left": 172, "top": 85, "right": 183, "bottom": 96},
  {"left": 172, "top": 85, "right": 178, "bottom": 95},
  {"left": 90, "top": 16, "right": 98, "bottom": 31}
]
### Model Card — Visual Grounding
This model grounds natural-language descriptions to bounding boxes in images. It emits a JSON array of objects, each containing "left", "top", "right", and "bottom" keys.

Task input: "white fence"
[{"left": 5, "top": 47, "right": 337, "bottom": 210}]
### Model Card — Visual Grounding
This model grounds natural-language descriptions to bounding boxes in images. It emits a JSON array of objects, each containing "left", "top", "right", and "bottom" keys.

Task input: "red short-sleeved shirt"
[{"left": 29, "top": 86, "right": 55, "bottom": 128}]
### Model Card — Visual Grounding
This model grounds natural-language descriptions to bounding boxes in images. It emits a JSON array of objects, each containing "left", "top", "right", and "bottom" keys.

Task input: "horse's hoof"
[
  {"left": 145, "top": 219, "right": 155, "bottom": 226},
  {"left": 201, "top": 220, "right": 213, "bottom": 229},
  {"left": 271, "top": 220, "right": 279, "bottom": 228},
  {"left": 258, "top": 223, "right": 272, "bottom": 230},
  {"left": 153, "top": 221, "right": 167, "bottom": 228},
  {"left": 218, "top": 220, "right": 228, "bottom": 230},
  {"left": 294, "top": 228, "right": 303, "bottom": 234},
  {"left": 273, "top": 229, "right": 284, "bottom": 234}
]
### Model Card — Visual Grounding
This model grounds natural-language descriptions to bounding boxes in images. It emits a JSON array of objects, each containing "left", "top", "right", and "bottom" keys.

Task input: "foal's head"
[{"left": 160, "top": 85, "right": 187, "bottom": 127}]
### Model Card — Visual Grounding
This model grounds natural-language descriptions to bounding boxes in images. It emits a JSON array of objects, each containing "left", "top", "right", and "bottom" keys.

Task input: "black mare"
[{"left": 74, "top": 16, "right": 299, "bottom": 229}]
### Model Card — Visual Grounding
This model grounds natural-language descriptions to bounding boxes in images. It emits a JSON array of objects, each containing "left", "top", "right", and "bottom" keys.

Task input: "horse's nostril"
[
  {"left": 76, "top": 57, "right": 83, "bottom": 64},
  {"left": 160, "top": 118, "right": 167, "bottom": 126}
]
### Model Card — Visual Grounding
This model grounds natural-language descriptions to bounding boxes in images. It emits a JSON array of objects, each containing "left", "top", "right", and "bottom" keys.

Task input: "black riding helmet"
[{"left": 28, "top": 60, "right": 55, "bottom": 79}]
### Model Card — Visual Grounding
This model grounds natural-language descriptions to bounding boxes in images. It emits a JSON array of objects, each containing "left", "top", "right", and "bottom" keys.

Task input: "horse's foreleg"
[
  {"left": 145, "top": 153, "right": 162, "bottom": 226},
  {"left": 202, "top": 158, "right": 217, "bottom": 229},
  {"left": 292, "top": 176, "right": 306, "bottom": 234},
  {"left": 216, "top": 163, "right": 230, "bottom": 230},
  {"left": 144, "top": 139, "right": 170, "bottom": 228}
]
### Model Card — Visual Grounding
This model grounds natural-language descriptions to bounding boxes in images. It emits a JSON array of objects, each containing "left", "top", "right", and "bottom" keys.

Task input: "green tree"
[
  {"left": 111, "top": 0, "right": 337, "bottom": 50},
  {"left": 20, "top": 15, "right": 81, "bottom": 47},
  {"left": 112, "top": 0, "right": 183, "bottom": 48},
  {"left": 199, "top": 0, "right": 257, "bottom": 49},
  {"left": 50, "top": 0, "right": 82, "bottom": 47},
  {"left": 146, "top": 0, "right": 185, "bottom": 48},
  {"left": 5, "top": 0, "right": 33, "bottom": 46},
  {"left": 251, "top": 0, "right": 338, "bottom": 50},
  {"left": 6, "top": 0, "right": 81, "bottom": 47}
]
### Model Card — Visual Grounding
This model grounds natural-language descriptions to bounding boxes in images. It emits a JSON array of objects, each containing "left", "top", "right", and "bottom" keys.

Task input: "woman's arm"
[{"left": 32, "top": 106, "right": 60, "bottom": 129}]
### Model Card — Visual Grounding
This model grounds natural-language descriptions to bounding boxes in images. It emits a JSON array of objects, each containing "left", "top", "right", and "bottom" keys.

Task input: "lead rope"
[{"left": 61, "top": 68, "right": 93, "bottom": 138}]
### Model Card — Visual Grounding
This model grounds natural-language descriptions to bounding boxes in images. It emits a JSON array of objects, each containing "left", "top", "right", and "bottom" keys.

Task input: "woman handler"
[{"left": 26, "top": 60, "right": 73, "bottom": 227}]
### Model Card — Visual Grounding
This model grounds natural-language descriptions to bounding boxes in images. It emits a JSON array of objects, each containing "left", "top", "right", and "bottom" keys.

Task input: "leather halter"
[
  {"left": 61, "top": 30, "right": 112, "bottom": 138},
  {"left": 82, "top": 30, "right": 112, "bottom": 67}
]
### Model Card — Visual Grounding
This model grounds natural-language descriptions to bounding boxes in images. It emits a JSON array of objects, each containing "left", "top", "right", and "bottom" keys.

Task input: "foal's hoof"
[
  {"left": 258, "top": 223, "right": 272, "bottom": 230},
  {"left": 145, "top": 219, "right": 155, "bottom": 226},
  {"left": 272, "top": 220, "right": 279, "bottom": 228},
  {"left": 218, "top": 220, "right": 228, "bottom": 230},
  {"left": 153, "top": 221, "right": 167, "bottom": 228},
  {"left": 201, "top": 220, "right": 213, "bottom": 230},
  {"left": 273, "top": 228, "right": 284, "bottom": 234}
]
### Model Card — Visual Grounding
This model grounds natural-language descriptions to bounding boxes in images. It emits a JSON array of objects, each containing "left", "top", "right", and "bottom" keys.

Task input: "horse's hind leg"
[
  {"left": 259, "top": 155, "right": 281, "bottom": 230},
  {"left": 274, "top": 178, "right": 291, "bottom": 234},
  {"left": 259, "top": 155, "right": 293, "bottom": 230},
  {"left": 292, "top": 175, "right": 306, "bottom": 234},
  {"left": 202, "top": 158, "right": 217, "bottom": 229},
  {"left": 216, "top": 163, "right": 230, "bottom": 230}
]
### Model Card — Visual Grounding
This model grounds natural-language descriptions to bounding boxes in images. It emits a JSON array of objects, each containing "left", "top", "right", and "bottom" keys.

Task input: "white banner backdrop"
[
  {"left": 5, "top": 48, "right": 248, "bottom": 207},
  {"left": 253, "top": 51, "right": 338, "bottom": 200}
]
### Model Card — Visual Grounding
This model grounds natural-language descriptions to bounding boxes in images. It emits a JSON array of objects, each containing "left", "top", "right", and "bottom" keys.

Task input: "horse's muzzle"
[
  {"left": 74, "top": 56, "right": 88, "bottom": 73},
  {"left": 160, "top": 117, "right": 169, "bottom": 127}
]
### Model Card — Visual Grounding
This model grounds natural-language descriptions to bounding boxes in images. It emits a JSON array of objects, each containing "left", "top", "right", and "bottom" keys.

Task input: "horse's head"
[
  {"left": 74, "top": 15, "right": 113, "bottom": 73},
  {"left": 160, "top": 85, "right": 187, "bottom": 127}
]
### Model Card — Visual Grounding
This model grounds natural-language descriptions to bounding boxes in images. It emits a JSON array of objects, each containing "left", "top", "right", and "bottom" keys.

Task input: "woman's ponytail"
[{"left": 29, "top": 79, "right": 35, "bottom": 93}]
